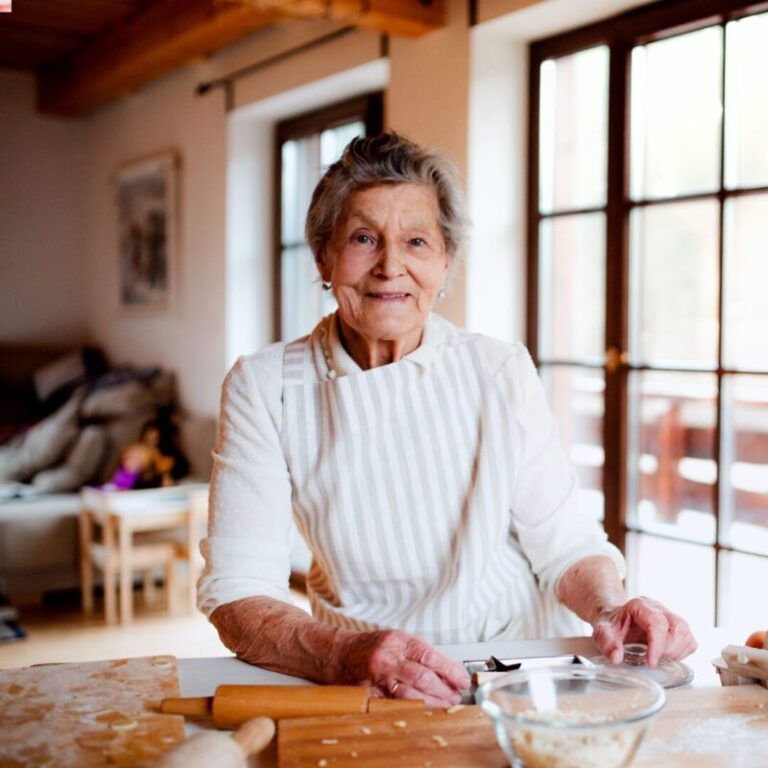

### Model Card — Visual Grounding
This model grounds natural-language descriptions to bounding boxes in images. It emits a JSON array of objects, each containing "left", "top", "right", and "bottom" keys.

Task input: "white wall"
[
  {"left": 78, "top": 64, "right": 228, "bottom": 417},
  {"left": 0, "top": 70, "right": 86, "bottom": 344},
  {"left": 467, "top": 36, "right": 528, "bottom": 343}
]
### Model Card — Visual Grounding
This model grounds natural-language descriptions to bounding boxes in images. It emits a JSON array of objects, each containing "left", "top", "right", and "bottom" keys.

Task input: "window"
[
  {"left": 529, "top": 0, "right": 768, "bottom": 627},
  {"left": 276, "top": 93, "right": 383, "bottom": 342}
]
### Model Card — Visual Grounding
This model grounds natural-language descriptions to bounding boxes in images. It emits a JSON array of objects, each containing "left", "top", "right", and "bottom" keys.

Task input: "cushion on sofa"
[
  {"left": 31, "top": 425, "right": 107, "bottom": 493},
  {"left": 0, "top": 395, "right": 81, "bottom": 482},
  {"left": 32, "top": 352, "right": 87, "bottom": 402},
  {"left": 81, "top": 371, "right": 175, "bottom": 420}
]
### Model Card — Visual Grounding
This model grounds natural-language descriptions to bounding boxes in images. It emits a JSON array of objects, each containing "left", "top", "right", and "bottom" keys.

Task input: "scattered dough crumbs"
[
  {"left": 446, "top": 704, "right": 465, "bottom": 714},
  {"left": 350, "top": 751, "right": 358, "bottom": 758},
  {"left": 360, "top": 726, "right": 372, "bottom": 735},
  {"left": 393, "top": 720, "right": 407, "bottom": 728},
  {"left": 321, "top": 739, "right": 339, "bottom": 745},
  {"left": 431, "top": 735, "right": 449, "bottom": 748},
  {"left": 317, "top": 761, "right": 328, "bottom": 767}
]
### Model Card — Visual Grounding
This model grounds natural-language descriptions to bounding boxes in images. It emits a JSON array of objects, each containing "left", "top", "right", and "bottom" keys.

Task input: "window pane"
[
  {"left": 627, "top": 371, "right": 717, "bottom": 544},
  {"left": 280, "top": 119, "right": 366, "bottom": 340},
  {"left": 539, "top": 46, "right": 608, "bottom": 214},
  {"left": 281, "top": 245, "right": 336, "bottom": 341},
  {"left": 719, "top": 550, "right": 768, "bottom": 627},
  {"left": 281, "top": 136, "right": 320, "bottom": 245},
  {"left": 723, "top": 194, "right": 768, "bottom": 370},
  {"left": 720, "top": 375, "right": 768, "bottom": 555},
  {"left": 321, "top": 121, "right": 365, "bottom": 168},
  {"left": 540, "top": 366, "right": 605, "bottom": 521},
  {"left": 630, "top": 26, "right": 723, "bottom": 200},
  {"left": 538, "top": 213, "right": 605, "bottom": 362},
  {"left": 725, "top": 12, "right": 768, "bottom": 189},
  {"left": 626, "top": 533, "right": 715, "bottom": 629},
  {"left": 629, "top": 200, "right": 719, "bottom": 367}
]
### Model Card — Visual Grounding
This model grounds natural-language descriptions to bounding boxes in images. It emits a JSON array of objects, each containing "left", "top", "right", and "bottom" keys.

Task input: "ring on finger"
[{"left": 389, "top": 681, "right": 400, "bottom": 697}]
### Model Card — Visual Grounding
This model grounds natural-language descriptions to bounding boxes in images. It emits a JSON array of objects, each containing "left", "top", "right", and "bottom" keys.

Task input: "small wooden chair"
[{"left": 78, "top": 485, "right": 207, "bottom": 624}]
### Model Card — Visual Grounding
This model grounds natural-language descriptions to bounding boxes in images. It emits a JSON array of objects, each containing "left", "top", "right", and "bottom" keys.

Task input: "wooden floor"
[{"left": 0, "top": 587, "right": 311, "bottom": 670}]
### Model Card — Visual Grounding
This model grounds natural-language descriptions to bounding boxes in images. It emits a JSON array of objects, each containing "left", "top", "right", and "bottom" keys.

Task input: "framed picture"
[{"left": 115, "top": 151, "right": 179, "bottom": 312}]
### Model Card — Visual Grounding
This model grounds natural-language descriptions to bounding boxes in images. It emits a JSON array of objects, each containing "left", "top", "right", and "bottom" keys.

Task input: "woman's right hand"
[{"left": 331, "top": 628, "right": 470, "bottom": 707}]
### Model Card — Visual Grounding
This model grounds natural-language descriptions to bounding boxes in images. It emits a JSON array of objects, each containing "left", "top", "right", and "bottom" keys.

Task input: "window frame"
[
  {"left": 527, "top": 0, "right": 768, "bottom": 623},
  {"left": 273, "top": 93, "right": 384, "bottom": 340}
]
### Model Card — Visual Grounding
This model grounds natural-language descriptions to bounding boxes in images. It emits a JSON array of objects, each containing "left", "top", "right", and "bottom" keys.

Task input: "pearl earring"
[
  {"left": 322, "top": 281, "right": 332, "bottom": 290},
  {"left": 437, "top": 288, "right": 446, "bottom": 299}
]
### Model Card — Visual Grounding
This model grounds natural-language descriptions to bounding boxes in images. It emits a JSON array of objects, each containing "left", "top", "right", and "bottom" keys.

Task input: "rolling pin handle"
[{"left": 160, "top": 696, "right": 212, "bottom": 719}]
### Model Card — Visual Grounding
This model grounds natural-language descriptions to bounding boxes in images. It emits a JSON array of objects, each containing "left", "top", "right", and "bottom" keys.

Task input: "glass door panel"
[
  {"left": 630, "top": 26, "right": 723, "bottom": 200},
  {"left": 532, "top": 3, "right": 768, "bottom": 633},
  {"left": 541, "top": 366, "right": 605, "bottom": 521},
  {"left": 725, "top": 12, "right": 768, "bottom": 189},
  {"left": 628, "top": 200, "right": 719, "bottom": 368},
  {"left": 626, "top": 532, "right": 715, "bottom": 630},
  {"left": 718, "top": 550, "right": 768, "bottom": 627},
  {"left": 536, "top": 46, "right": 609, "bottom": 526},
  {"left": 539, "top": 46, "right": 609, "bottom": 214},
  {"left": 538, "top": 213, "right": 605, "bottom": 362},
  {"left": 723, "top": 194, "right": 768, "bottom": 370},
  {"left": 627, "top": 371, "right": 717, "bottom": 544},
  {"left": 720, "top": 375, "right": 768, "bottom": 555}
]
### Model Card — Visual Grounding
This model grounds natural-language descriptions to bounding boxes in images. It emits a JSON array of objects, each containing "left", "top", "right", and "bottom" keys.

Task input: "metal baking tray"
[{"left": 462, "top": 654, "right": 595, "bottom": 704}]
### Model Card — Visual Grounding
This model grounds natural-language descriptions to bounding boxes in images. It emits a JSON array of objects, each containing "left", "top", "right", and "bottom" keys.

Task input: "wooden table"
[
  {"left": 176, "top": 629, "right": 763, "bottom": 767},
  {"left": 1, "top": 631, "right": 763, "bottom": 766},
  {"left": 79, "top": 485, "right": 208, "bottom": 624}
]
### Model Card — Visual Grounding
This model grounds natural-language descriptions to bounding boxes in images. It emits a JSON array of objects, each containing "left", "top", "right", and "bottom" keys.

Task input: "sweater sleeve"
[
  {"left": 197, "top": 350, "right": 294, "bottom": 617},
  {"left": 500, "top": 345, "right": 626, "bottom": 598}
]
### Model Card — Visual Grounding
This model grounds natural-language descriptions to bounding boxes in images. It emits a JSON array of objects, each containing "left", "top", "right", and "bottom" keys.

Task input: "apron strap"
[{"left": 283, "top": 338, "right": 311, "bottom": 385}]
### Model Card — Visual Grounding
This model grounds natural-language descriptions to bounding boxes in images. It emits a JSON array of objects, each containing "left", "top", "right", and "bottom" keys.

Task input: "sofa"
[{"left": 0, "top": 343, "right": 215, "bottom": 600}]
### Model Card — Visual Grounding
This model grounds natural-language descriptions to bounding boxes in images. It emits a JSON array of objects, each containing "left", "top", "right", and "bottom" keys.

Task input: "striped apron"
[{"left": 279, "top": 332, "right": 583, "bottom": 645}]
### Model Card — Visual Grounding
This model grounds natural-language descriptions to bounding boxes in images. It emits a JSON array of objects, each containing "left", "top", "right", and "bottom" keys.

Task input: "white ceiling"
[{"left": 479, "top": 0, "right": 652, "bottom": 42}]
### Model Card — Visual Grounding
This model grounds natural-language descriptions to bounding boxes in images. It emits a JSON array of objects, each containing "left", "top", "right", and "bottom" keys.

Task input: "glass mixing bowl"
[{"left": 476, "top": 666, "right": 665, "bottom": 768}]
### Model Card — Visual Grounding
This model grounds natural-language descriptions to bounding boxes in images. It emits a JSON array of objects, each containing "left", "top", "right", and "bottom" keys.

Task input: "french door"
[{"left": 528, "top": 0, "right": 768, "bottom": 628}]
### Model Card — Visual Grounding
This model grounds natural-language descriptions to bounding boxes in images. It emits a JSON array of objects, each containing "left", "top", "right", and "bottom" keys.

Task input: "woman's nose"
[{"left": 374, "top": 242, "right": 406, "bottom": 277}]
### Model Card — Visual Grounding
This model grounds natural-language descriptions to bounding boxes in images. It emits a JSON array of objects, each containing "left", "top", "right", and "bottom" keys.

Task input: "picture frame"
[{"left": 115, "top": 151, "right": 179, "bottom": 312}]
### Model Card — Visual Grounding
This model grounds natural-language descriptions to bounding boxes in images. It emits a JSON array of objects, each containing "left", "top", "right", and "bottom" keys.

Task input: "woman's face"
[{"left": 318, "top": 183, "right": 451, "bottom": 347}]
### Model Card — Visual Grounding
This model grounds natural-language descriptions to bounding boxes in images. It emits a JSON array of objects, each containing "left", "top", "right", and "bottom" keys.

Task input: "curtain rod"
[{"left": 195, "top": 25, "right": 357, "bottom": 105}]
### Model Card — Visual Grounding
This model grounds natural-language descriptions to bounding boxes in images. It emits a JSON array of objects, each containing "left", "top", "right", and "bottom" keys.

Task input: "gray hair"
[{"left": 305, "top": 132, "right": 468, "bottom": 265}]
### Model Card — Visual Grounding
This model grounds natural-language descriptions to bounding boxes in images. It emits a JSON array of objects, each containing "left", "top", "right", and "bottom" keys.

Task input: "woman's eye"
[
  {"left": 352, "top": 233, "right": 373, "bottom": 245},
  {"left": 409, "top": 237, "right": 426, "bottom": 247}
]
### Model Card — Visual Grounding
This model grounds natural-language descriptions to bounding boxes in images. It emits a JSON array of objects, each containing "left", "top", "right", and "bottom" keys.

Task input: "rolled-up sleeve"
[
  {"left": 197, "top": 351, "right": 293, "bottom": 617},
  {"left": 501, "top": 346, "right": 626, "bottom": 598}
]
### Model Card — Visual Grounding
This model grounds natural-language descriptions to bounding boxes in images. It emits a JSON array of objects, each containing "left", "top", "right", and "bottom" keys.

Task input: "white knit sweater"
[{"left": 198, "top": 313, "right": 625, "bottom": 644}]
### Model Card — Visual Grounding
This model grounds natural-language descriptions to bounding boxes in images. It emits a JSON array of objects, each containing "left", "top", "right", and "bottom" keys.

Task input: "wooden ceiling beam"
[
  {"left": 37, "top": 0, "right": 279, "bottom": 117},
  {"left": 228, "top": 0, "right": 444, "bottom": 37}
]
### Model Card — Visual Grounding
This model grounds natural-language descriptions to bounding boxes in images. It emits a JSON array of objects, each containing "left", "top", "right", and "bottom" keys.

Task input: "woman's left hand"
[{"left": 592, "top": 596, "right": 697, "bottom": 667}]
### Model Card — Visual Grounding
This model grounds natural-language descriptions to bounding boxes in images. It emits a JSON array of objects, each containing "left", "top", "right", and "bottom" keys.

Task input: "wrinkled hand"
[
  {"left": 592, "top": 596, "right": 697, "bottom": 667},
  {"left": 333, "top": 629, "right": 470, "bottom": 707}
]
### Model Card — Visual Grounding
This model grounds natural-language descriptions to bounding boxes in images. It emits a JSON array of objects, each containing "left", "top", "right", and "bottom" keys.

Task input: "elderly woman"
[{"left": 199, "top": 133, "right": 696, "bottom": 706}]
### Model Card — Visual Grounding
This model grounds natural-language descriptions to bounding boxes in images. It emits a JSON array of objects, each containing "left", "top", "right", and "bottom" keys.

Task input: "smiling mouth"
[{"left": 366, "top": 292, "right": 410, "bottom": 300}]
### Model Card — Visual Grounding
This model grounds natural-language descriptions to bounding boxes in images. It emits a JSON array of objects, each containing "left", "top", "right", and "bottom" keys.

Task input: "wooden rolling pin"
[
  {"left": 154, "top": 716, "right": 275, "bottom": 768},
  {"left": 161, "top": 685, "right": 424, "bottom": 728}
]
